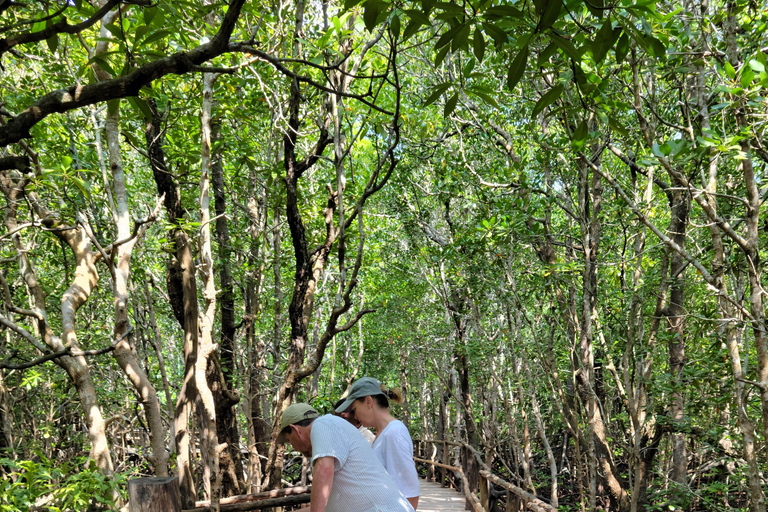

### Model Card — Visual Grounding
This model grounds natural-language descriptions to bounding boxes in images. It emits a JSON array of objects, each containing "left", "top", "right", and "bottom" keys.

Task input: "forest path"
[{"left": 417, "top": 478, "right": 466, "bottom": 512}]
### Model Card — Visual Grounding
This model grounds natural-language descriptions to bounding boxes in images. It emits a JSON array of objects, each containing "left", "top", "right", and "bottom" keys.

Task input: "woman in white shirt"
[{"left": 335, "top": 377, "right": 420, "bottom": 510}]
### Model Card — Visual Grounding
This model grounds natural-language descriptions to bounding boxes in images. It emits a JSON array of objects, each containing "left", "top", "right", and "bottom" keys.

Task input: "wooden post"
[
  {"left": 129, "top": 476, "right": 182, "bottom": 512},
  {"left": 479, "top": 473, "right": 489, "bottom": 511}
]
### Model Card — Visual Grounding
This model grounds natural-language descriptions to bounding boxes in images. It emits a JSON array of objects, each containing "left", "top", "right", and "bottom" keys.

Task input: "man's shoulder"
[{"left": 312, "top": 414, "right": 356, "bottom": 436}]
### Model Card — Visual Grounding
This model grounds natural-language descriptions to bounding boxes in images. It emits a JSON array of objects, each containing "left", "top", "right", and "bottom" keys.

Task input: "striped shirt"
[{"left": 310, "top": 415, "right": 415, "bottom": 512}]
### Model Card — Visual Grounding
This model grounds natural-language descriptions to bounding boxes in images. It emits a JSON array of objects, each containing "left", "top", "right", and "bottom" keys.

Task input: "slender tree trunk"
[
  {"left": 663, "top": 188, "right": 689, "bottom": 496},
  {"left": 211, "top": 116, "right": 245, "bottom": 497},
  {"left": 146, "top": 99, "right": 199, "bottom": 507},
  {"left": 576, "top": 156, "right": 629, "bottom": 512},
  {"left": 105, "top": 98, "right": 169, "bottom": 477},
  {"left": 198, "top": 70, "right": 222, "bottom": 511}
]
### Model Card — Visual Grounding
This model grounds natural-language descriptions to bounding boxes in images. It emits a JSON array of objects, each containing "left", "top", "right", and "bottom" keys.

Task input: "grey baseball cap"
[
  {"left": 334, "top": 377, "right": 385, "bottom": 413},
  {"left": 276, "top": 403, "right": 319, "bottom": 443}
]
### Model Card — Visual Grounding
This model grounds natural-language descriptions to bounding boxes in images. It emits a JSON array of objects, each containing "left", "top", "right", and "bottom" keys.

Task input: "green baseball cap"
[
  {"left": 334, "top": 377, "right": 384, "bottom": 413},
  {"left": 276, "top": 403, "right": 319, "bottom": 443}
]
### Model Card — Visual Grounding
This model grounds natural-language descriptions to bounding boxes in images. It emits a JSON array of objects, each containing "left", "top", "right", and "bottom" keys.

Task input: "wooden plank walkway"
[{"left": 417, "top": 478, "right": 466, "bottom": 512}]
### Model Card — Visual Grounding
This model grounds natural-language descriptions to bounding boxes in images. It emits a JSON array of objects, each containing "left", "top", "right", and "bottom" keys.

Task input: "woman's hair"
[{"left": 364, "top": 384, "right": 404, "bottom": 409}]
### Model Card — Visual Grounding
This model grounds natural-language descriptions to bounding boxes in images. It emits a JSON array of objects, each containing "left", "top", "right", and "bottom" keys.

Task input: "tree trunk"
[
  {"left": 211, "top": 115, "right": 245, "bottom": 498},
  {"left": 146, "top": 99, "right": 199, "bottom": 507}
]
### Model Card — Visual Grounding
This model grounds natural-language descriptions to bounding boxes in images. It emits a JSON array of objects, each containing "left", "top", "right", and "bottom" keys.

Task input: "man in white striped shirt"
[{"left": 278, "top": 403, "right": 416, "bottom": 512}]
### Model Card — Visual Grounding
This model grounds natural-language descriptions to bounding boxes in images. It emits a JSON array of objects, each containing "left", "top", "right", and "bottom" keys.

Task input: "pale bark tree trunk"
[
  {"left": 197, "top": 70, "right": 222, "bottom": 511},
  {"left": 522, "top": 352, "right": 557, "bottom": 507},
  {"left": 145, "top": 99, "right": 199, "bottom": 507},
  {"left": 100, "top": 93, "right": 169, "bottom": 476},
  {"left": 0, "top": 169, "right": 114, "bottom": 475},
  {"left": 696, "top": 18, "right": 764, "bottom": 507},
  {"left": 141, "top": 282, "right": 175, "bottom": 434}
]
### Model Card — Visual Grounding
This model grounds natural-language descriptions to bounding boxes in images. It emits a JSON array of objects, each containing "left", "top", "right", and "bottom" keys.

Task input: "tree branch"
[
  {"left": 0, "top": 0, "right": 126, "bottom": 58},
  {"left": 229, "top": 43, "right": 395, "bottom": 115},
  {"left": 0, "top": 0, "right": 247, "bottom": 147}
]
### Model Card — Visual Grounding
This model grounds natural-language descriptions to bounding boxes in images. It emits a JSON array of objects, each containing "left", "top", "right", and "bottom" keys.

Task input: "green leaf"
[
  {"left": 538, "top": 0, "right": 562, "bottom": 30},
  {"left": 571, "top": 120, "right": 588, "bottom": 150},
  {"left": 107, "top": 99, "right": 120, "bottom": 117},
  {"left": 644, "top": 35, "right": 666, "bottom": 59},
  {"left": 507, "top": 45, "right": 529, "bottom": 92},
  {"left": 404, "top": 9, "right": 431, "bottom": 25},
  {"left": 444, "top": 92, "right": 459, "bottom": 117},
  {"left": 403, "top": 20, "right": 421, "bottom": 40},
  {"left": 573, "top": 120, "right": 588, "bottom": 141},
  {"left": 467, "top": 87, "right": 500, "bottom": 108},
  {"left": 134, "top": 25, "right": 150, "bottom": 43},
  {"left": 550, "top": 33, "right": 581, "bottom": 61},
  {"left": 741, "top": 68, "right": 754, "bottom": 87},
  {"left": 481, "top": 22, "right": 508, "bottom": 46},
  {"left": 748, "top": 58, "right": 764, "bottom": 72},
  {"left": 435, "top": 44, "right": 451, "bottom": 66},
  {"left": 452, "top": 23, "right": 470, "bottom": 51},
  {"left": 127, "top": 96, "right": 153, "bottom": 120},
  {"left": 391, "top": 14, "right": 400, "bottom": 38},
  {"left": 485, "top": 5, "right": 523, "bottom": 18},
  {"left": 46, "top": 34, "right": 59, "bottom": 53},
  {"left": 537, "top": 42, "right": 558, "bottom": 66},
  {"left": 71, "top": 176, "right": 91, "bottom": 199},
  {"left": 724, "top": 62, "right": 736, "bottom": 79},
  {"left": 140, "top": 29, "right": 172, "bottom": 47},
  {"left": 615, "top": 33, "right": 630, "bottom": 64},
  {"left": 532, "top": 83, "right": 563, "bottom": 116},
  {"left": 608, "top": 115, "right": 629, "bottom": 138},
  {"left": 424, "top": 82, "right": 453, "bottom": 106},
  {"left": 436, "top": 22, "right": 466, "bottom": 49},
  {"left": 104, "top": 23, "right": 123, "bottom": 40},
  {"left": 464, "top": 58, "right": 475, "bottom": 75},
  {"left": 473, "top": 29, "right": 485, "bottom": 62},
  {"left": 591, "top": 21, "right": 620, "bottom": 64},
  {"left": 585, "top": 0, "right": 604, "bottom": 18},
  {"left": 144, "top": 7, "right": 158, "bottom": 25},
  {"left": 89, "top": 55, "right": 118, "bottom": 77},
  {"left": 363, "top": 0, "right": 380, "bottom": 31}
]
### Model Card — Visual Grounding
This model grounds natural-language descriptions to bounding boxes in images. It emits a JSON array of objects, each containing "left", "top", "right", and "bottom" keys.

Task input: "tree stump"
[{"left": 129, "top": 476, "right": 182, "bottom": 512}]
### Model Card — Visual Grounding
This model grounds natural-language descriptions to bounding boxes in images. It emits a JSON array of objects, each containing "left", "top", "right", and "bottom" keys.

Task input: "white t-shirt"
[
  {"left": 310, "top": 415, "right": 415, "bottom": 512},
  {"left": 372, "top": 419, "right": 420, "bottom": 499}
]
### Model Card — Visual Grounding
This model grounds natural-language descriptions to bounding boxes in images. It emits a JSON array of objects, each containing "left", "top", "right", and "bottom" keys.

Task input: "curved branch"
[
  {"left": 0, "top": 0, "right": 247, "bottom": 147},
  {"left": 229, "top": 43, "right": 394, "bottom": 115},
  {"left": 0, "top": 0, "right": 124, "bottom": 58}
]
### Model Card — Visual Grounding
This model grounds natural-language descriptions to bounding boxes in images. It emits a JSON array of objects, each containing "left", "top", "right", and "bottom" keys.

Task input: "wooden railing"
[
  {"left": 412, "top": 439, "right": 557, "bottom": 512},
  {"left": 183, "top": 485, "right": 311, "bottom": 512}
]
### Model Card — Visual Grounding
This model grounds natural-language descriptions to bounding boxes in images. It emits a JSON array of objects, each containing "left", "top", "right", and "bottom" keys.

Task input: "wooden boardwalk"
[{"left": 417, "top": 478, "right": 466, "bottom": 512}]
